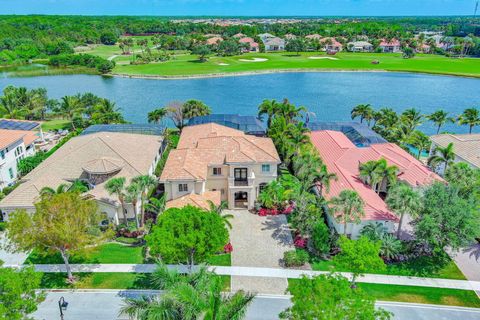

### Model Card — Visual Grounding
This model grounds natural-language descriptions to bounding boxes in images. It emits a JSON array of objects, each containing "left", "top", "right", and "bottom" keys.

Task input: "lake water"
[{"left": 1, "top": 72, "right": 479, "bottom": 134}]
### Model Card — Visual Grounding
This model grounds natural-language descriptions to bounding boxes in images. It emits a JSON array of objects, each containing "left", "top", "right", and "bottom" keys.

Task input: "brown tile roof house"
[
  {"left": 0, "top": 132, "right": 163, "bottom": 223},
  {"left": 430, "top": 133, "right": 480, "bottom": 169},
  {"left": 0, "top": 129, "right": 39, "bottom": 150},
  {"left": 161, "top": 123, "right": 281, "bottom": 210}
]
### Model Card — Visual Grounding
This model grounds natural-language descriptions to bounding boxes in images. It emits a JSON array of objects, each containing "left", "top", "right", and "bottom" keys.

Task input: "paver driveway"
[{"left": 227, "top": 210, "right": 294, "bottom": 295}]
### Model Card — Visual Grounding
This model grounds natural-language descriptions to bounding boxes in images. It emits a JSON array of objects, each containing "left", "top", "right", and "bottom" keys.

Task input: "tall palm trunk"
[
  {"left": 119, "top": 197, "right": 128, "bottom": 225},
  {"left": 396, "top": 212, "right": 405, "bottom": 239}
]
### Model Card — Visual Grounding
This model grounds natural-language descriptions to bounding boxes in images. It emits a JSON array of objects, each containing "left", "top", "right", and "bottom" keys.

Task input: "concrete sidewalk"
[{"left": 28, "top": 264, "right": 480, "bottom": 291}]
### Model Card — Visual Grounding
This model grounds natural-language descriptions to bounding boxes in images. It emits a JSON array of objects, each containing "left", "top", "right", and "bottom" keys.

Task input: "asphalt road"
[{"left": 32, "top": 290, "right": 480, "bottom": 320}]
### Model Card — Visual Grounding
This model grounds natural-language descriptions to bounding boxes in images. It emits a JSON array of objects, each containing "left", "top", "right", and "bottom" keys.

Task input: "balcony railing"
[{"left": 234, "top": 179, "right": 248, "bottom": 186}]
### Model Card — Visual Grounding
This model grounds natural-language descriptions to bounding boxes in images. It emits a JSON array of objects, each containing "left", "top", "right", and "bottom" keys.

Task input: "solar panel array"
[
  {"left": 81, "top": 124, "right": 165, "bottom": 136},
  {"left": 188, "top": 114, "right": 266, "bottom": 135},
  {"left": 0, "top": 119, "right": 40, "bottom": 131},
  {"left": 307, "top": 121, "right": 387, "bottom": 146}
]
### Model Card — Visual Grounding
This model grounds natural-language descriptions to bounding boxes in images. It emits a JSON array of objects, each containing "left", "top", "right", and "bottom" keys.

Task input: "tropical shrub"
[
  {"left": 310, "top": 221, "right": 331, "bottom": 256},
  {"left": 283, "top": 250, "right": 309, "bottom": 267}
]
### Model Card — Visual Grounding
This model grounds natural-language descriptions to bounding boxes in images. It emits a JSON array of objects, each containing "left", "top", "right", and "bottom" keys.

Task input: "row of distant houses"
[
  {"left": 1, "top": 115, "right": 477, "bottom": 239},
  {"left": 204, "top": 31, "right": 458, "bottom": 54}
]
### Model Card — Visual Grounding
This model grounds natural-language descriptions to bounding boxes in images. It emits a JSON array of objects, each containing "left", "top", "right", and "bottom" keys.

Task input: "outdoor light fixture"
[{"left": 58, "top": 296, "right": 68, "bottom": 319}]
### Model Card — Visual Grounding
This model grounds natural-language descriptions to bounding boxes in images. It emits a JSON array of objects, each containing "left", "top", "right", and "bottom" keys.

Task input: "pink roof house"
[
  {"left": 321, "top": 37, "right": 343, "bottom": 52},
  {"left": 379, "top": 39, "right": 402, "bottom": 53},
  {"left": 206, "top": 36, "right": 223, "bottom": 45},
  {"left": 308, "top": 130, "right": 442, "bottom": 238},
  {"left": 238, "top": 37, "right": 259, "bottom": 52}
]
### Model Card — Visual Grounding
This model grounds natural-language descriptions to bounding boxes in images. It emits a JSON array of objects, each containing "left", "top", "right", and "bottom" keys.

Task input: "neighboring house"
[
  {"left": 0, "top": 129, "right": 39, "bottom": 189},
  {"left": 321, "top": 37, "right": 343, "bottom": 52},
  {"left": 160, "top": 123, "right": 281, "bottom": 210},
  {"left": 238, "top": 37, "right": 260, "bottom": 52},
  {"left": 429, "top": 133, "right": 480, "bottom": 174},
  {"left": 305, "top": 34, "right": 322, "bottom": 41},
  {"left": 206, "top": 36, "right": 223, "bottom": 45},
  {"left": 416, "top": 43, "right": 431, "bottom": 53},
  {"left": 284, "top": 33, "right": 297, "bottom": 40},
  {"left": 0, "top": 131, "right": 165, "bottom": 224},
  {"left": 258, "top": 33, "right": 276, "bottom": 42},
  {"left": 309, "top": 130, "right": 442, "bottom": 239},
  {"left": 347, "top": 41, "right": 373, "bottom": 52},
  {"left": 263, "top": 37, "right": 285, "bottom": 51},
  {"left": 379, "top": 39, "right": 402, "bottom": 53},
  {"left": 188, "top": 114, "right": 266, "bottom": 136},
  {"left": 233, "top": 33, "right": 246, "bottom": 38}
]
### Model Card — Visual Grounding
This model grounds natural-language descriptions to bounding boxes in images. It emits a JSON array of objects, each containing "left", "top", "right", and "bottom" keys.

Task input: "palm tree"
[
  {"left": 258, "top": 99, "right": 279, "bottom": 128},
  {"left": 278, "top": 99, "right": 306, "bottom": 123},
  {"left": 400, "top": 108, "right": 423, "bottom": 134},
  {"left": 147, "top": 107, "right": 167, "bottom": 125},
  {"left": 120, "top": 264, "right": 255, "bottom": 320},
  {"left": 426, "top": 110, "right": 454, "bottom": 134},
  {"left": 58, "top": 95, "right": 84, "bottom": 130},
  {"left": 329, "top": 190, "right": 365, "bottom": 236},
  {"left": 458, "top": 108, "right": 480, "bottom": 134},
  {"left": 374, "top": 158, "right": 398, "bottom": 192},
  {"left": 358, "top": 160, "right": 382, "bottom": 191},
  {"left": 315, "top": 165, "right": 337, "bottom": 196},
  {"left": 351, "top": 104, "right": 373, "bottom": 124},
  {"left": 208, "top": 200, "right": 234, "bottom": 229},
  {"left": 125, "top": 182, "right": 141, "bottom": 229},
  {"left": 380, "top": 234, "right": 402, "bottom": 261},
  {"left": 182, "top": 99, "right": 211, "bottom": 120},
  {"left": 427, "top": 142, "right": 455, "bottom": 173},
  {"left": 408, "top": 130, "right": 431, "bottom": 159},
  {"left": 39, "top": 180, "right": 89, "bottom": 198},
  {"left": 360, "top": 222, "right": 387, "bottom": 241},
  {"left": 105, "top": 177, "right": 128, "bottom": 225},
  {"left": 132, "top": 175, "right": 158, "bottom": 228},
  {"left": 91, "top": 98, "right": 124, "bottom": 124},
  {"left": 385, "top": 183, "right": 420, "bottom": 239}
]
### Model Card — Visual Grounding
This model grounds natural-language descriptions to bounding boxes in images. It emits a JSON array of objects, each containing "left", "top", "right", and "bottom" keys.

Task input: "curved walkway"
[{"left": 29, "top": 264, "right": 480, "bottom": 292}]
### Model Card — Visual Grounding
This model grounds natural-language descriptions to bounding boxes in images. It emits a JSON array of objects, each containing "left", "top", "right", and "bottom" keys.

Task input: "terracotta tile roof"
[
  {"left": 166, "top": 190, "right": 221, "bottom": 211},
  {"left": 0, "top": 132, "right": 162, "bottom": 209},
  {"left": 239, "top": 37, "right": 255, "bottom": 44},
  {"left": 430, "top": 133, "right": 480, "bottom": 169},
  {"left": 380, "top": 39, "right": 401, "bottom": 46},
  {"left": 309, "top": 130, "right": 442, "bottom": 222},
  {"left": 0, "top": 129, "right": 39, "bottom": 149},
  {"left": 305, "top": 34, "right": 322, "bottom": 40},
  {"left": 206, "top": 36, "right": 223, "bottom": 45},
  {"left": 161, "top": 123, "right": 280, "bottom": 182}
]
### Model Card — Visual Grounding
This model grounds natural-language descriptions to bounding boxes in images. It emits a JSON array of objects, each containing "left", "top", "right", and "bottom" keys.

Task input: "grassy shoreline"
[{"left": 2, "top": 52, "right": 480, "bottom": 79}]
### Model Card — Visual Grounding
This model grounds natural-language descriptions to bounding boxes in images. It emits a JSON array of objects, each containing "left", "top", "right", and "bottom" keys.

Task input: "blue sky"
[{"left": 0, "top": 0, "right": 477, "bottom": 16}]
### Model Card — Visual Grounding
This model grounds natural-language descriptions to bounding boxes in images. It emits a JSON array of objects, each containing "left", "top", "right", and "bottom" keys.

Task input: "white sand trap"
[
  {"left": 308, "top": 56, "right": 339, "bottom": 60},
  {"left": 238, "top": 57, "right": 268, "bottom": 62},
  {"left": 218, "top": 63, "right": 230, "bottom": 66}
]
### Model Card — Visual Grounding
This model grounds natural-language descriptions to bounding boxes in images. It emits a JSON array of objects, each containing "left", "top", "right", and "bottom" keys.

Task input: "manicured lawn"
[
  {"left": 206, "top": 253, "right": 231, "bottom": 266},
  {"left": 112, "top": 52, "right": 480, "bottom": 78},
  {"left": 25, "top": 243, "right": 145, "bottom": 264},
  {"left": 311, "top": 255, "right": 466, "bottom": 280},
  {"left": 41, "top": 119, "right": 71, "bottom": 131},
  {"left": 39, "top": 272, "right": 231, "bottom": 291},
  {"left": 358, "top": 283, "right": 480, "bottom": 308},
  {"left": 287, "top": 279, "right": 480, "bottom": 308}
]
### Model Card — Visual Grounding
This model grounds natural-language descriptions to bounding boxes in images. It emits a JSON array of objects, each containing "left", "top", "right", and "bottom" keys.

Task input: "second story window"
[
  {"left": 178, "top": 183, "right": 188, "bottom": 192},
  {"left": 8, "top": 168, "right": 14, "bottom": 179},
  {"left": 213, "top": 167, "right": 222, "bottom": 176},
  {"left": 0, "top": 150, "right": 5, "bottom": 160},
  {"left": 262, "top": 164, "right": 271, "bottom": 173}
]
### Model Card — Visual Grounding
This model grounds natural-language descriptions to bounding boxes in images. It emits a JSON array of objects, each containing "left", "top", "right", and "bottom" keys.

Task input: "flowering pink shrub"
[
  {"left": 283, "top": 206, "right": 294, "bottom": 215},
  {"left": 224, "top": 242, "right": 233, "bottom": 253},
  {"left": 258, "top": 208, "right": 268, "bottom": 216},
  {"left": 294, "top": 235, "right": 307, "bottom": 248}
]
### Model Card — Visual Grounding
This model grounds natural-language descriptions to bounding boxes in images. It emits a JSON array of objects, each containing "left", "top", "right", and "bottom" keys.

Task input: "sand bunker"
[
  {"left": 308, "top": 56, "right": 339, "bottom": 60},
  {"left": 218, "top": 63, "right": 230, "bottom": 66},
  {"left": 238, "top": 58, "right": 268, "bottom": 62}
]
